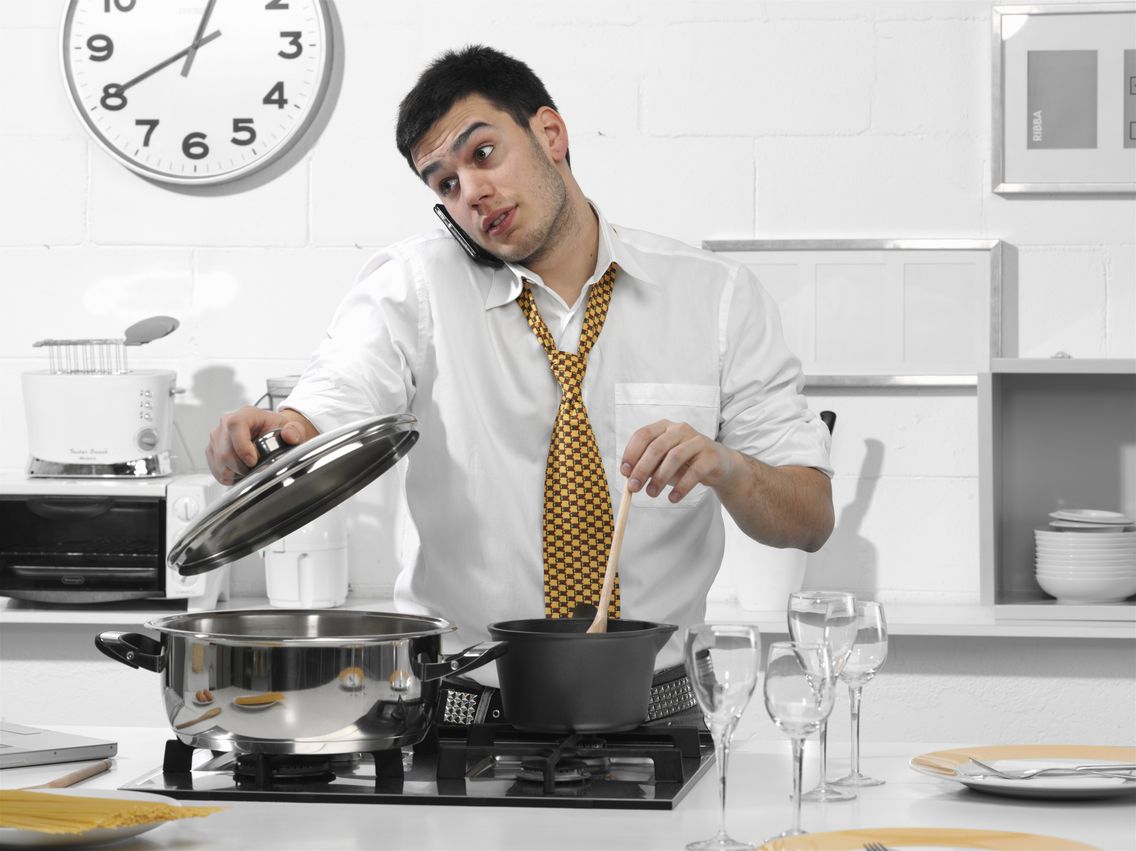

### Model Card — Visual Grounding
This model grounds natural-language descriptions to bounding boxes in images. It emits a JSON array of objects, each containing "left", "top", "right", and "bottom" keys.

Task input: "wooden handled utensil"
[
  {"left": 175, "top": 706, "right": 221, "bottom": 730},
  {"left": 22, "top": 758, "right": 113, "bottom": 789},
  {"left": 588, "top": 477, "right": 633, "bottom": 634}
]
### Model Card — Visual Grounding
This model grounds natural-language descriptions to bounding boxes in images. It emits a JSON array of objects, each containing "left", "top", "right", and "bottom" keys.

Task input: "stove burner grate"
[
  {"left": 234, "top": 754, "right": 336, "bottom": 788},
  {"left": 516, "top": 755, "right": 592, "bottom": 787}
]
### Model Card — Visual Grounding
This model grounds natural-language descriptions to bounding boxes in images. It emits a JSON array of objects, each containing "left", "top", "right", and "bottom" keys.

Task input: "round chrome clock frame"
[{"left": 59, "top": 0, "right": 335, "bottom": 186}]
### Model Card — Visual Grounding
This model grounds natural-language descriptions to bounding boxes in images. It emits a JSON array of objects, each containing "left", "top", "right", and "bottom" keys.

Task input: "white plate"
[
  {"left": 1050, "top": 509, "right": 1134, "bottom": 524},
  {"left": 0, "top": 789, "right": 176, "bottom": 848},
  {"left": 910, "top": 747, "right": 1136, "bottom": 801},
  {"left": 1035, "top": 540, "right": 1136, "bottom": 549},
  {"left": 1036, "top": 556, "right": 1136, "bottom": 564},
  {"left": 1035, "top": 529, "right": 1135, "bottom": 541},
  {"left": 1040, "top": 568, "right": 1136, "bottom": 574},
  {"left": 1048, "top": 520, "right": 1135, "bottom": 531}
]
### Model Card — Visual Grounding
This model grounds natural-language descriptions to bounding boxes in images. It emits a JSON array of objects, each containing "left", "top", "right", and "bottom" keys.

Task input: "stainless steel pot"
[{"left": 96, "top": 609, "right": 503, "bottom": 755}]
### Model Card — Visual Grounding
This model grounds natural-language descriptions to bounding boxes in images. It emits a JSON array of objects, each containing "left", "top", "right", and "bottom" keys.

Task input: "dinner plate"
[
  {"left": 1048, "top": 520, "right": 1135, "bottom": 531},
  {"left": 1038, "top": 529, "right": 1136, "bottom": 540},
  {"left": 910, "top": 744, "right": 1136, "bottom": 800},
  {"left": 1050, "top": 509, "right": 1134, "bottom": 524},
  {"left": 758, "top": 826, "right": 1094, "bottom": 850},
  {"left": 0, "top": 789, "right": 176, "bottom": 848}
]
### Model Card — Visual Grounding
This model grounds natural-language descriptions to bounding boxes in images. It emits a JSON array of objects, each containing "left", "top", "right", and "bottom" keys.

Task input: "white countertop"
[{"left": 2, "top": 726, "right": 1133, "bottom": 850}]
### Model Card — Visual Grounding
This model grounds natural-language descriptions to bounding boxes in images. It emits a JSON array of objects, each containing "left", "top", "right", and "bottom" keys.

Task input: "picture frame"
[
  {"left": 702, "top": 239, "right": 1006, "bottom": 387},
  {"left": 993, "top": 3, "right": 1136, "bottom": 195}
]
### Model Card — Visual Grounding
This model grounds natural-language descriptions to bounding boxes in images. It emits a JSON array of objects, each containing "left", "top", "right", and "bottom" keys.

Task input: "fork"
[
  {"left": 966, "top": 757, "right": 1136, "bottom": 780},
  {"left": 864, "top": 843, "right": 892, "bottom": 851}
]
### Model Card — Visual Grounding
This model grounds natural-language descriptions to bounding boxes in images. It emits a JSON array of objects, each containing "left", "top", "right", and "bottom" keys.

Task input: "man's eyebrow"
[{"left": 418, "top": 121, "right": 493, "bottom": 185}]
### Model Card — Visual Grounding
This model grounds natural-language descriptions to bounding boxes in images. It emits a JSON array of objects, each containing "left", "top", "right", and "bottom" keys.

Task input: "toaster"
[{"left": 22, "top": 370, "right": 179, "bottom": 477}]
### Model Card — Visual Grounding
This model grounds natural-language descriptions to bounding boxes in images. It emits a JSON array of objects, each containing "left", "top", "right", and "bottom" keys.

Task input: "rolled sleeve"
[
  {"left": 717, "top": 265, "right": 833, "bottom": 477},
  {"left": 282, "top": 250, "right": 422, "bottom": 434}
]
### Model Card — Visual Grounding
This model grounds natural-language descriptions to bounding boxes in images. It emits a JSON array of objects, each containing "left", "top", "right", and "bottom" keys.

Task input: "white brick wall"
[{"left": 1, "top": 0, "right": 1134, "bottom": 738}]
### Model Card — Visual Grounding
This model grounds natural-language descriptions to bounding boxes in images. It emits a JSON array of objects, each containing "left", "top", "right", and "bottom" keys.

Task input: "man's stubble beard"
[{"left": 513, "top": 140, "right": 572, "bottom": 270}]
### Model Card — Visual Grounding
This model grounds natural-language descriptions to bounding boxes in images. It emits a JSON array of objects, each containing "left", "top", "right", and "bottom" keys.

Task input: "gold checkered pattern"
[{"left": 517, "top": 263, "right": 620, "bottom": 619}]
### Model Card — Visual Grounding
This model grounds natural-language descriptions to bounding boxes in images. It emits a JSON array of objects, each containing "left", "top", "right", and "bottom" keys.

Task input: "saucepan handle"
[
  {"left": 416, "top": 640, "right": 507, "bottom": 682},
  {"left": 95, "top": 631, "right": 165, "bottom": 673}
]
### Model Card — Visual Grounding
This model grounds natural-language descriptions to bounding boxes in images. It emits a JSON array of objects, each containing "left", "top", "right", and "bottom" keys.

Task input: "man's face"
[{"left": 412, "top": 95, "right": 569, "bottom": 267}]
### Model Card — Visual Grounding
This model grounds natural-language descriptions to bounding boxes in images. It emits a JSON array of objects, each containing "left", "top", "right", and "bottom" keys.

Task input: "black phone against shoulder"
[{"left": 434, "top": 204, "right": 504, "bottom": 268}]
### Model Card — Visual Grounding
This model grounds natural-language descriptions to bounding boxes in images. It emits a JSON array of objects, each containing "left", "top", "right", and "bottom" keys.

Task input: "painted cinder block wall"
[{"left": 1, "top": 1, "right": 1133, "bottom": 743}]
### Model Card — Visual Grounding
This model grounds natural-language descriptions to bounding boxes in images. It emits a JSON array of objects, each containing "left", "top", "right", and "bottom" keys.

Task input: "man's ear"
[{"left": 531, "top": 106, "right": 569, "bottom": 163}]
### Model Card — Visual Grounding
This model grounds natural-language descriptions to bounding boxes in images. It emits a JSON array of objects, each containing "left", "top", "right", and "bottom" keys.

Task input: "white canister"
[
  {"left": 732, "top": 541, "right": 807, "bottom": 612},
  {"left": 259, "top": 374, "right": 349, "bottom": 608},
  {"left": 263, "top": 504, "right": 349, "bottom": 608}
]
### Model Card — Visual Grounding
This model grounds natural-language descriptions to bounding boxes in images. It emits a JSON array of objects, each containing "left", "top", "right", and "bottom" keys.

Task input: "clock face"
[{"left": 61, "top": 0, "right": 333, "bottom": 185}]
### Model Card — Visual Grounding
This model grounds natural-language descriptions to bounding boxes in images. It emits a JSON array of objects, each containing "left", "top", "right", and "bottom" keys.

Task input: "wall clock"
[{"left": 61, "top": 0, "right": 334, "bottom": 186}]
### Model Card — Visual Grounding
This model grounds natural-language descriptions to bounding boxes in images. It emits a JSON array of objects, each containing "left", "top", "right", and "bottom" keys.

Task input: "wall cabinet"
[{"left": 980, "top": 358, "right": 1136, "bottom": 621}]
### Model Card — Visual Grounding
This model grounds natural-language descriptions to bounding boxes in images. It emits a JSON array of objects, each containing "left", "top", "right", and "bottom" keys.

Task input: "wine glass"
[
  {"left": 763, "top": 641, "right": 835, "bottom": 841},
  {"left": 787, "top": 589, "right": 857, "bottom": 802},
  {"left": 683, "top": 623, "right": 761, "bottom": 851},
  {"left": 833, "top": 600, "right": 889, "bottom": 787}
]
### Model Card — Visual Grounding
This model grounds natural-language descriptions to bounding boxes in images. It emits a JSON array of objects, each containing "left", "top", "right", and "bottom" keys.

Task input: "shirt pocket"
[{"left": 614, "top": 383, "right": 721, "bottom": 509}]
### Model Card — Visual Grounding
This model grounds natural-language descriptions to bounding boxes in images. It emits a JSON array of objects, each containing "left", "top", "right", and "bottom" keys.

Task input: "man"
[{"left": 207, "top": 46, "right": 834, "bottom": 722}]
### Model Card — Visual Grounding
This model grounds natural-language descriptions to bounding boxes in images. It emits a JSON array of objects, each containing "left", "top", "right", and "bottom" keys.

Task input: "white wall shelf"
[
  {"left": 705, "top": 600, "right": 1135, "bottom": 639},
  {"left": 3, "top": 596, "right": 1134, "bottom": 639},
  {"left": 990, "top": 358, "right": 1136, "bottom": 375}
]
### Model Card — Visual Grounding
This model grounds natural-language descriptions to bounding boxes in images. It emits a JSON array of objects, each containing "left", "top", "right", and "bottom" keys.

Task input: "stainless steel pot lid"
[{"left": 169, "top": 414, "right": 418, "bottom": 576}]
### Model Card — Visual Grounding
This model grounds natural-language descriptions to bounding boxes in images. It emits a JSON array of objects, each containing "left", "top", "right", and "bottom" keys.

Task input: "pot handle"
[
  {"left": 95, "top": 631, "right": 165, "bottom": 673},
  {"left": 653, "top": 623, "right": 679, "bottom": 652},
  {"left": 416, "top": 640, "right": 507, "bottom": 682}
]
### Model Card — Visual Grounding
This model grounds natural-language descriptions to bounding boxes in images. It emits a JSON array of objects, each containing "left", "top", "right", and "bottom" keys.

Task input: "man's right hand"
[{"left": 206, "top": 405, "right": 318, "bottom": 485}]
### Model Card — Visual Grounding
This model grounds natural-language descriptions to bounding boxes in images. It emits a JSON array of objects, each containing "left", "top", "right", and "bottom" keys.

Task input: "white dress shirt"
[{"left": 283, "top": 205, "right": 833, "bottom": 675}]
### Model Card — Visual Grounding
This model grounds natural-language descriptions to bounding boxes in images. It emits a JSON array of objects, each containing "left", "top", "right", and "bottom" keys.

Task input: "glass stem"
[
  {"left": 817, "top": 719, "right": 829, "bottom": 786},
  {"left": 791, "top": 735, "right": 805, "bottom": 834},
  {"left": 712, "top": 726, "right": 731, "bottom": 840},
  {"left": 849, "top": 684, "right": 863, "bottom": 776}
]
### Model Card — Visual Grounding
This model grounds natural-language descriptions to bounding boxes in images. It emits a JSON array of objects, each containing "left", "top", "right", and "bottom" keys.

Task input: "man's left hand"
[{"left": 620, "top": 419, "right": 737, "bottom": 504}]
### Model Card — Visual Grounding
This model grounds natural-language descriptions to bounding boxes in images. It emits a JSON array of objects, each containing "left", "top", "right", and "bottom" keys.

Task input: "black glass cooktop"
[{"left": 122, "top": 725, "right": 715, "bottom": 810}]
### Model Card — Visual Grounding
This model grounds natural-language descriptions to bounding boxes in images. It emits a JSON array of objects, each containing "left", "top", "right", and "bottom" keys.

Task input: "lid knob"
[{"left": 254, "top": 429, "right": 289, "bottom": 465}]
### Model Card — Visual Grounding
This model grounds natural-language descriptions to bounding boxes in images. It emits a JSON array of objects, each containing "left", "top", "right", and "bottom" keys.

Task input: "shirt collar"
[{"left": 483, "top": 202, "right": 658, "bottom": 310}]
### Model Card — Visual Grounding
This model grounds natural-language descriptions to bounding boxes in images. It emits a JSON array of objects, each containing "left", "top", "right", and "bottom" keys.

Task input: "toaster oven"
[{"left": 0, "top": 473, "right": 229, "bottom": 607}]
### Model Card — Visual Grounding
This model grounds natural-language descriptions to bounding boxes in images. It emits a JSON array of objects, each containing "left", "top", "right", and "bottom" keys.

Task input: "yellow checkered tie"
[{"left": 516, "top": 263, "right": 620, "bottom": 619}]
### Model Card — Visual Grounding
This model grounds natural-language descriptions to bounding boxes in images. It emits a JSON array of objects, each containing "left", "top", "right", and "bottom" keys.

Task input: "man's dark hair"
[{"left": 395, "top": 45, "right": 566, "bottom": 177}]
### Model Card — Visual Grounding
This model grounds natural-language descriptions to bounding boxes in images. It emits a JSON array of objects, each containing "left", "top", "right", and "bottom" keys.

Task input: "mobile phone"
[{"left": 434, "top": 204, "right": 504, "bottom": 268}]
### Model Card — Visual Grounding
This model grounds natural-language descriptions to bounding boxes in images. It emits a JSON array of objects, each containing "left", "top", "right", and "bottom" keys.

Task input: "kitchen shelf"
[
  {"left": 990, "top": 357, "right": 1136, "bottom": 374},
  {"left": 2, "top": 596, "right": 1133, "bottom": 639},
  {"left": 979, "top": 362, "right": 1136, "bottom": 623},
  {"left": 804, "top": 374, "right": 977, "bottom": 388},
  {"left": 705, "top": 600, "right": 1135, "bottom": 639}
]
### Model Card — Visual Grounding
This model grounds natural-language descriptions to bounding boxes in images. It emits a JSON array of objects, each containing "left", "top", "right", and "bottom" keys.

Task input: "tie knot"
[{"left": 548, "top": 350, "right": 585, "bottom": 389}]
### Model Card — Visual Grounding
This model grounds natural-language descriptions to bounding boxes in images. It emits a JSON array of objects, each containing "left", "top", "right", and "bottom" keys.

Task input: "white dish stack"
[{"left": 1034, "top": 509, "right": 1136, "bottom": 603}]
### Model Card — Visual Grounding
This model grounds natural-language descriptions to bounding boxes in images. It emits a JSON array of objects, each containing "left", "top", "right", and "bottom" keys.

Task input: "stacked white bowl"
[{"left": 1035, "top": 509, "right": 1136, "bottom": 603}]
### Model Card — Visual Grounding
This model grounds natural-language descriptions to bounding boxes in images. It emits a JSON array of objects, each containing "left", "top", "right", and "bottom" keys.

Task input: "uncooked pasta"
[{"left": 0, "top": 789, "right": 222, "bottom": 834}]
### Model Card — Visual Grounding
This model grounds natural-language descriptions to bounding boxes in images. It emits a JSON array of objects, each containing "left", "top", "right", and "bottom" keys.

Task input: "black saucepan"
[{"left": 488, "top": 618, "right": 677, "bottom": 733}]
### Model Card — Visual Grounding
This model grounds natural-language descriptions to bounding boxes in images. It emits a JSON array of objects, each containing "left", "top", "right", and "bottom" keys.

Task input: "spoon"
[
  {"left": 22, "top": 759, "right": 113, "bottom": 789},
  {"left": 124, "top": 315, "right": 180, "bottom": 346},
  {"left": 588, "top": 477, "right": 633, "bottom": 634}
]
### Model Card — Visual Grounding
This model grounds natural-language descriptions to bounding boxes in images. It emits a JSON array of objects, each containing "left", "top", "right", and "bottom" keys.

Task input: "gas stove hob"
[{"left": 122, "top": 725, "right": 715, "bottom": 810}]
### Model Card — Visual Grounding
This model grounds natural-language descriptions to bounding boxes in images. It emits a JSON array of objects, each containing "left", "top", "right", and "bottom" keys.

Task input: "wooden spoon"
[
  {"left": 22, "top": 759, "right": 113, "bottom": 789},
  {"left": 587, "top": 477, "right": 633, "bottom": 634}
]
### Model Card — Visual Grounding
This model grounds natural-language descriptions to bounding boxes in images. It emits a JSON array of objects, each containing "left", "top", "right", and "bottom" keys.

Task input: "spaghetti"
[{"left": 0, "top": 789, "right": 222, "bottom": 834}]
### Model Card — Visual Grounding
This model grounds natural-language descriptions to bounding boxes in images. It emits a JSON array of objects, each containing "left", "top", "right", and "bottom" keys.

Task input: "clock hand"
[
  {"left": 119, "top": 29, "right": 222, "bottom": 93},
  {"left": 181, "top": 0, "right": 218, "bottom": 77}
]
